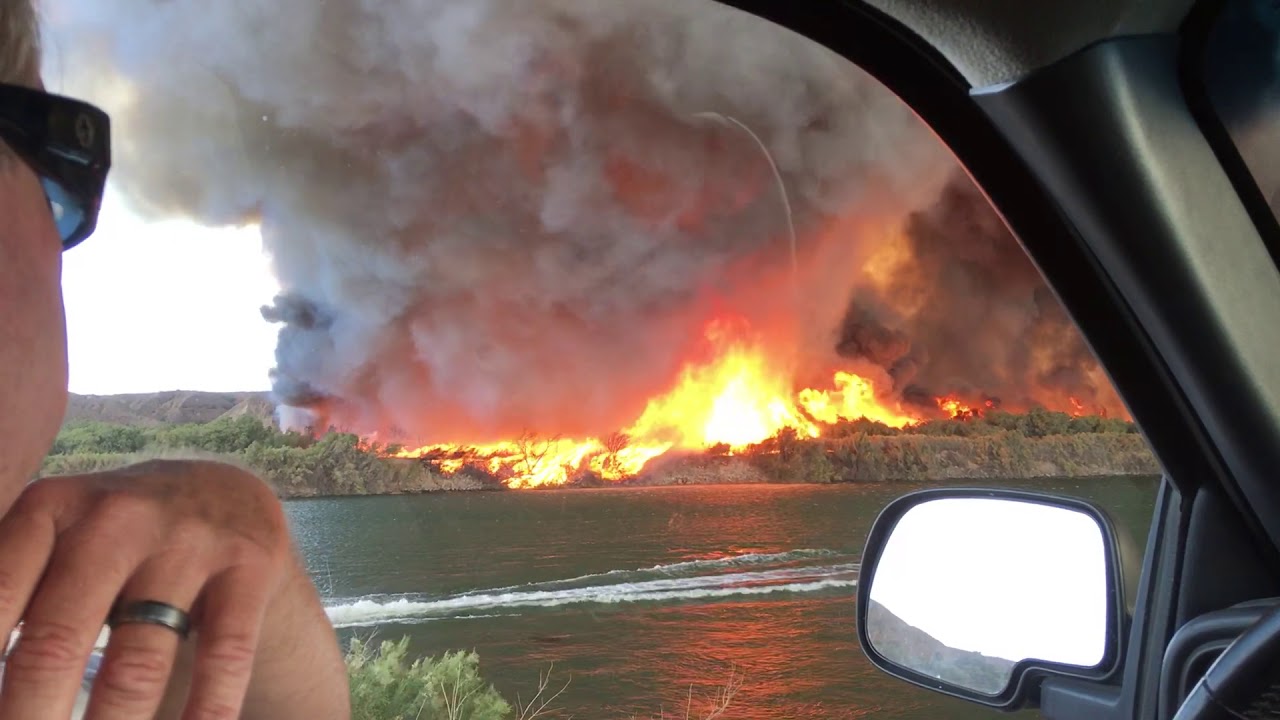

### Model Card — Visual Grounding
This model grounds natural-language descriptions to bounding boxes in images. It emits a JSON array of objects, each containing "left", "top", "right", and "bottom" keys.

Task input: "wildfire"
[
  {"left": 935, "top": 396, "right": 996, "bottom": 420},
  {"left": 799, "top": 372, "right": 916, "bottom": 429},
  {"left": 936, "top": 397, "right": 971, "bottom": 419},
  {"left": 394, "top": 319, "right": 918, "bottom": 487},
  {"left": 397, "top": 436, "right": 651, "bottom": 490}
]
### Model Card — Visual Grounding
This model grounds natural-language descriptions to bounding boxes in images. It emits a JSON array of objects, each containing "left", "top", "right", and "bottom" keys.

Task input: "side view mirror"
[{"left": 856, "top": 488, "right": 1126, "bottom": 710}]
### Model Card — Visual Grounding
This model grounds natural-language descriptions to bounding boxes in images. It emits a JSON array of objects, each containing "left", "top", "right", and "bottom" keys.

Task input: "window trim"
[{"left": 1178, "top": 0, "right": 1280, "bottom": 270}]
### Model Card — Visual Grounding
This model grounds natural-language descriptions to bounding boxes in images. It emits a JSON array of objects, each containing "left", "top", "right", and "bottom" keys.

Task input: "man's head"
[{"left": 0, "top": 0, "right": 66, "bottom": 506}]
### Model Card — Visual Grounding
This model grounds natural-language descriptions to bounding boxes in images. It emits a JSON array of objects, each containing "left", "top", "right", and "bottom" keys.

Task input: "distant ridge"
[{"left": 65, "top": 391, "right": 276, "bottom": 427}]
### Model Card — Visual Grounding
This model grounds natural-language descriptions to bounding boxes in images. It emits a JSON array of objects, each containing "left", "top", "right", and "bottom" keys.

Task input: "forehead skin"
[{"left": 0, "top": 52, "right": 69, "bottom": 508}]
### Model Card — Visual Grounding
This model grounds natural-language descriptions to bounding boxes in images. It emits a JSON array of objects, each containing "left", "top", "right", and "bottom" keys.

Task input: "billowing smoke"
[
  {"left": 835, "top": 175, "right": 1127, "bottom": 415},
  {"left": 44, "top": 0, "right": 1121, "bottom": 442}
]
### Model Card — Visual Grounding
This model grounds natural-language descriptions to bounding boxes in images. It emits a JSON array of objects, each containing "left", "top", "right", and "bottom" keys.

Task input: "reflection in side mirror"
[{"left": 858, "top": 491, "right": 1120, "bottom": 706}]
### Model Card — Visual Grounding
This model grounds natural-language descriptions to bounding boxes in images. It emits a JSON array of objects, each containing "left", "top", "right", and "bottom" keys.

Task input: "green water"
[{"left": 286, "top": 477, "right": 1159, "bottom": 719}]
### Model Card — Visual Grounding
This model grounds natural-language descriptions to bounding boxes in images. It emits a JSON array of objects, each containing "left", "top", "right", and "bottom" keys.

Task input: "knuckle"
[
  {"left": 58, "top": 529, "right": 136, "bottom": 582},
  {"left": 92, "top": 491, "right": 155, "bottom": 525},
  {"left": 240, "top": 501, "right": 288, "bottom": 545},
  {"left": 78, "top": 496, "right": 166, "bottom": 552},
  {"left": 167, "top": 518, "right": 214, "bottom": 554},
  {"left": 223, "top": 538, "right": 281, "bottom": 570},
  {"left": 202, "top": 634, "right": 257, "bottom": 676},
  {"left": 96, "top": 642, "right": 172, "bottom": 703},
  {"left": 8, "top": 620, "right": 87, "bottom": 675},
  {"left": 187, "top": 698, "right": 245, "bottom": 720},
  {"left": 184, "top": 634, "right": 257, "bottom": 720},
  {"left": 15, "top": 479, "right": 64, "bottom": 513}
]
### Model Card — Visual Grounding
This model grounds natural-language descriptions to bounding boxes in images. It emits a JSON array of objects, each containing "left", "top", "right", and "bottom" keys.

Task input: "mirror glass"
[{"left": 864, "top": 497, "right": 1109, "bottom": 696}]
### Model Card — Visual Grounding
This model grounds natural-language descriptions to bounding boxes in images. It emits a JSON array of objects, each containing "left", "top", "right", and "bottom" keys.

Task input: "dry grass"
[{"left": 629, "top": 666, "right": 744, "bottom": 720}]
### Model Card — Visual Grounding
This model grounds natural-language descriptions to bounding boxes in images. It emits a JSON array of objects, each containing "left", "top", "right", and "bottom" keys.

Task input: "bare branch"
[{"left": 515, "top": 663, "right": 573, "bottom": 719}]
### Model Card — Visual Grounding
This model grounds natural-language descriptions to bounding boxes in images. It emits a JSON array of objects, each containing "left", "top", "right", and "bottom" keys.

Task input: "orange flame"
[
  {"left": 936, "top": 396, "right": 974, "bottom": 420},
  {"left": 1069, "top": 396, "right": 1086, "bottom": 417},
  {"left": 798, "top": 372, "right": 916, "bottom": 429},
  {"left": 394, "top": 319, "right": 917, "bottom": 487},
  {"left": 935, "top": 395, "right": 997, "bottom": 420}
]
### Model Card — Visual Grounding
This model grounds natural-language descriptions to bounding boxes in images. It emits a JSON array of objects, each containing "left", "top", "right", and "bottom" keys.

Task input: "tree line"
[
  {"left": 816, "top": 407, "right": 1138, "bottom": 440},
  {"left": 40, "top": 410, "right": 1155, "bottom": 497},
  {"left": 42, "top": 415, "right": 479, "bottom": 497}
]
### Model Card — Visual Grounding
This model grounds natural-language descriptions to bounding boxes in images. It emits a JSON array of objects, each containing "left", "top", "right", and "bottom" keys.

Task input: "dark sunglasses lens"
[{"left": 39, "top": 176, "right": 86, "bottom": 248}]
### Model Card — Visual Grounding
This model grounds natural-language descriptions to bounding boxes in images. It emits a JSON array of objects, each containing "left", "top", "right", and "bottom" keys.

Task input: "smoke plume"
[
  {"left": 835, "top": 176, "right": 1126, "bottom": 415},
  {"left": 44, "top": 0, "right": 1123, "bottom": 442}
]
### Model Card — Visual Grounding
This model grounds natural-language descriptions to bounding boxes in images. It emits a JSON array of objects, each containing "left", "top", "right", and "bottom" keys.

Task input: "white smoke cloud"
[{"left": 42, "top": 0, "right": 952, "bottom": 441}]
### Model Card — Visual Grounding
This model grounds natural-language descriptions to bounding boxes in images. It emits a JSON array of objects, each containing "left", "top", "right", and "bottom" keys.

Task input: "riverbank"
[
  {"left": 618, "top": 432, "right": 1157, "bottom": 487},
  {"left": 41, "top": 413, "right": 1158, "bottom": 497}
]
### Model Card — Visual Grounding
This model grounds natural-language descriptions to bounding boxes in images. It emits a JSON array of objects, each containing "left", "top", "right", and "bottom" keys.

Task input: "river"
[{"left": 286, "top": 477, "right": 1159, "bottom": 719}]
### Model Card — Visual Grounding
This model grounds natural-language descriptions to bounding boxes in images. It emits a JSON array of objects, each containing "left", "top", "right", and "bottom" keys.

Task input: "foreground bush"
[
  {"left": 344, "top": 638, "right": 740, "bottom": 720},
  {"left": 347, "top": 638, "right": 513, "bottom": 720}
]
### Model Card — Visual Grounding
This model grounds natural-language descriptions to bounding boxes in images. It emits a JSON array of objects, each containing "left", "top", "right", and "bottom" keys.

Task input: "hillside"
[
  {"left": 865, "top": 598, "right": 1016, "bottom": 695},
  {"left": 65, "top": 391, "right": 275, "bottom": 427}
]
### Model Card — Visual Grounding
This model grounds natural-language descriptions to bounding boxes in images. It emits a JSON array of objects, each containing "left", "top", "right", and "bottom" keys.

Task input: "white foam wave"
[
  {"left": 471, "top": 549, "right": 846, "bottom": 596},
  {"left": 641, "top": 549, "right": 843, "bottom": 575},
  {"left": 326, "top": 563, "right": 857, "bottom": 628}
]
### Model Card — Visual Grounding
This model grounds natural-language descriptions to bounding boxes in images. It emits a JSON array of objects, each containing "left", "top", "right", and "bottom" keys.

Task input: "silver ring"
[{"left": 107, "top": 600, "right": 191, "bottom": 639}]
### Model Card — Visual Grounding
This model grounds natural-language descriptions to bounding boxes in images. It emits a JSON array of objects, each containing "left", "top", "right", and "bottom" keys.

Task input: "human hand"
[{"left": 0, "top": 458, "right": 342, "bottom": 720}]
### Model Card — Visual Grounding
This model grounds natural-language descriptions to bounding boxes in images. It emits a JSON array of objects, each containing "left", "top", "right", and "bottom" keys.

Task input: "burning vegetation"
[
  {"left": 384, "top": 312, "right": 1120, "bottom": 488},
  {"left": 44, "top": 410, "right": 1154, "bottom": 497},
  {"left": 388, "top": 317, "right": 926, "bottom": 487}
]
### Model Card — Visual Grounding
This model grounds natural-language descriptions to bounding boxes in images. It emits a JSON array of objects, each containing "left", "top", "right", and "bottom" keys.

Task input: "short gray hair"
[
  {"left": 0, "top": 1, "right": 37, "bottom": 166},
  {"left": 0, "top": 1, "right": 37, "bottom": 85}
]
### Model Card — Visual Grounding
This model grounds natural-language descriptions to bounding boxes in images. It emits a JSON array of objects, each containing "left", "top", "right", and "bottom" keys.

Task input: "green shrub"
[
  {"left": 49, "top": 422, "right": 147, "bottom": 455},
  {"left": 40, "top": 452, "right": 135, "bottom": 476},
  {"left": 150, "top": 415, "right": 296, "bottom": 454},
  {"left": 1021, "top": 407, "right": 1073, "bottom": 438},
  {"left": 347, "top": 638, "right": 512, "bottom": 720},
  {"left": 907, "top": 418, "right": 1000, "bottom": 437}
]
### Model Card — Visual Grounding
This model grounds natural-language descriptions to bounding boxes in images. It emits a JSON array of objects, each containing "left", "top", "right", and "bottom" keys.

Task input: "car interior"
[
  {"left": 36, "top": 0, "right": 1280, "bottom": 717},
  {"left": 707, "top": 0, "right": 1280, "bottom": 718}
]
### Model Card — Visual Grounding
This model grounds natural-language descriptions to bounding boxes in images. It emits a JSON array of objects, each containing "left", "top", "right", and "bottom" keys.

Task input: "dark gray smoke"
[{"left": 835, "top": 174, "right": 1126, "bottom": 415}]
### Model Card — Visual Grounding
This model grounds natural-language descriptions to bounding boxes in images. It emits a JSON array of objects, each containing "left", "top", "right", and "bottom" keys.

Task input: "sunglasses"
[{"left": 0, "top": 83, "right": 111, "bottom": 251}]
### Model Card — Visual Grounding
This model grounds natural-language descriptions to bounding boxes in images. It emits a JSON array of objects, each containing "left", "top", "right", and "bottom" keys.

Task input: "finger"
[
  {"left": 182, "top": 567, "right": 272, "bottom": 720},
  {"left": 0, "top": 525, "right": 146, "bottom": 720},
  {"left": 0, "top": 496, "right": 58, "bottom": 645},
  {"left": 85, "top": 557, "right": 209, "bottom": 720}
]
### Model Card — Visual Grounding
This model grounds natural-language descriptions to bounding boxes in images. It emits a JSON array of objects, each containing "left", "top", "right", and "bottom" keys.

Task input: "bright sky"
[
  {"left": 869, "top": 497, "right": 1108, "bottom": 667},
  {"left": 60, "top": 190, "right": 280, "bottom": 394},
  {"left": 41, "top": 17, "right": 281, "bottom": 396}
]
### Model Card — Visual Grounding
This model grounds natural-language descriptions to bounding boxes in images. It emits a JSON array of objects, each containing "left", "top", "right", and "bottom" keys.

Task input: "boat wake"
[{"left": 326, "top": 549, "right": 857, "bottom": 629}]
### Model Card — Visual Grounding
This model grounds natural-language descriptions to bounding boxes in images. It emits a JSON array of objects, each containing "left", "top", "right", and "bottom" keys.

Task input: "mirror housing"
[{"left": 856, "top": 488, "right": 1126, "bottom": 710}]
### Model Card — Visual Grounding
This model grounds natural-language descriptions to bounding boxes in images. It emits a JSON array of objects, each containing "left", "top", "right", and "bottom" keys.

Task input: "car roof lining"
[{"left": 862, "top": 0, "right": 1196, "bottom": 87}]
